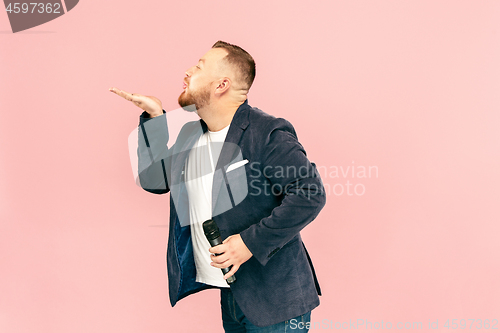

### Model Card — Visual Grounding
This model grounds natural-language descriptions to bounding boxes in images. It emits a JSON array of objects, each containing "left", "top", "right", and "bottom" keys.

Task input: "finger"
[
  {"left": 209, "top": 244, "right": 225, "bottom": 254},
  {"left": 109, "top": 87, "right": 136, "bottom": 102},
  {"left": 211, "top": 258, "right": 231, "bottom": 269},
  {"left": 223, "top": 265, "right": 239, "bottom": 280},
  {"left": 210, "top": 252, "right": 229, "bottom": 264}
]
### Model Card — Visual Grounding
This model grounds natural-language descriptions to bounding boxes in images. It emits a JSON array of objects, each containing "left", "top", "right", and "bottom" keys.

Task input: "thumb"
[{"left": 222, "top": 235, "right": 233, "bottom": 244}]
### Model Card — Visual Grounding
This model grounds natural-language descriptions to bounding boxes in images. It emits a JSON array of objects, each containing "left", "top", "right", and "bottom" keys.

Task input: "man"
[{"left": 110, "top": 41, "right": 326, "bottom": 332}]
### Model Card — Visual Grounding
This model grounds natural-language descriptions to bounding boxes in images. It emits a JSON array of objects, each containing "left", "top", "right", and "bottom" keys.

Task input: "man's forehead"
[{"left": 200, "top": 48, "right": 228, "bottom": 63}]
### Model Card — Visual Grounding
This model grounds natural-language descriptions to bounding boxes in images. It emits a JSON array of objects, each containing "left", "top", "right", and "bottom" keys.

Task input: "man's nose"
[{"left": 185, "top": 67, "right": 195, "bottom": 76}]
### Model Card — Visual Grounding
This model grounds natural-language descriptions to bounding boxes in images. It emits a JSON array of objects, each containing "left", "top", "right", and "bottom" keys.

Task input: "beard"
[{"left": 178, "top": 82, "right": 211, "bottom": 112}]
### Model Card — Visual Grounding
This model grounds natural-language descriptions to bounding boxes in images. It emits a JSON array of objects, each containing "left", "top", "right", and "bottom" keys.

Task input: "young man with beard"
[{"left": 110, "top": 41, "right": 326, "bottom": 332}]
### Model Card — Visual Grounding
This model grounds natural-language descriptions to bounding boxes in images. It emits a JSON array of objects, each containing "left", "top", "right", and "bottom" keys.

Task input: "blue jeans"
[{"left": 220, "top": 287, "right": 311, "bottom": 332}]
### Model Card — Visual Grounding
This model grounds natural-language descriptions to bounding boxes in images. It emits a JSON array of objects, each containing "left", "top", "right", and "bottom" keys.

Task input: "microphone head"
[{"left": 202, "top": 219, "right": 220, "bottom": 240}]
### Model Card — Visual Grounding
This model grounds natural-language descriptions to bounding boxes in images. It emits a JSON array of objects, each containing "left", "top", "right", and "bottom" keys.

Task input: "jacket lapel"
[
  {"left": 211, "top": 100, "right": 250, "bottom": 214},
  {"left": 169, "top": 121, "right": 205, "bottom": 223}
]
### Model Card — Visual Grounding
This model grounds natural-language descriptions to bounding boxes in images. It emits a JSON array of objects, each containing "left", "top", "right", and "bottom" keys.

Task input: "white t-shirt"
[{"left": 184, "top": 124, "right": 230, "bottom": 288}]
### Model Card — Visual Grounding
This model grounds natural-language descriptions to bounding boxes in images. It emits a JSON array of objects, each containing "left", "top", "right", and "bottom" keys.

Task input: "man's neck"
[{"left": 198, "top": 99, "right": 245, "bottom": 132}]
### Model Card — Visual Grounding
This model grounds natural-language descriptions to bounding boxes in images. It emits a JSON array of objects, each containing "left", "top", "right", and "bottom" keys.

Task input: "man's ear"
[{"left": 215, "top": 78, "right": 231, "bottom": 93}]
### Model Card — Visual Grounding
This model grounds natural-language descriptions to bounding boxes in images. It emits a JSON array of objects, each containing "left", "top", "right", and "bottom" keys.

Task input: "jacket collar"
[
  {"left": 215, "top": 99, "right": 250, "bottom": 167},
  {"left": 230, "top": 99, "right": 250, "bottom": 131}
]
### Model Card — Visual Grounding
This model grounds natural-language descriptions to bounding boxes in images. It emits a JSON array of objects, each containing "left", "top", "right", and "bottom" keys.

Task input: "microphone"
[{"left": 202, "top": 219, "right": 236, "bottom": 285}]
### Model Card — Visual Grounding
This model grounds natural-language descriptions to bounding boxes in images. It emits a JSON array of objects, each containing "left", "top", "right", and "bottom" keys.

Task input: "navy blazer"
[{"left": 137, "top": 99, "right": 326, "bottom": 327}]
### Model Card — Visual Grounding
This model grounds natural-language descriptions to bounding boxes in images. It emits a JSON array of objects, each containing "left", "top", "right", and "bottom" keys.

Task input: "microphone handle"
[{"left": 208, "top": 236, "right": 236, "bottom": 284}]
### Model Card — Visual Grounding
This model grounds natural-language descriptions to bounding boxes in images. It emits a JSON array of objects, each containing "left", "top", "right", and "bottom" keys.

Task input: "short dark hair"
[{"left": 212, "top": 40, "right": 256, "bottom": 91}]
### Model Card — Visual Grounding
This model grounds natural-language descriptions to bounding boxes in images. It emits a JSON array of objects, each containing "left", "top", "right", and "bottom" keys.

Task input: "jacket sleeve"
[
  {"left": 239, "top": 118, "right": 326, "bottom": 266},
  {"left": 137, "top": 110, "right": 171, "bottom": 194}
]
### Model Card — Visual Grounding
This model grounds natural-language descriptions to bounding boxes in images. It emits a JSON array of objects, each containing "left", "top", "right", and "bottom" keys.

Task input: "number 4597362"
[{"left": 5, "top": 3, "right": 61, "bottom": 14}]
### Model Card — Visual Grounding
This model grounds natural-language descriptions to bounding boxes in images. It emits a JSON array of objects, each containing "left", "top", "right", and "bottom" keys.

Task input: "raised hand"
[{"left": 109, "top": 87, "right": 163, "bottom": 118}]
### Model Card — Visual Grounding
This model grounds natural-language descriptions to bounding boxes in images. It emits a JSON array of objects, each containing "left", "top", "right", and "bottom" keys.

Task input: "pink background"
[{"left": 1, "top": 1, "right": 499, "bottom": 332}]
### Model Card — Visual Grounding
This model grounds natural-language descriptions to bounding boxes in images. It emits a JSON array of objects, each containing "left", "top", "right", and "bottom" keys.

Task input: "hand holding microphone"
[
  {"left": 203, "top": 219, "right": 254, "bottom": 284},
  {"left": 203, "top": 219, "right": 237, "bottom": 284}
]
